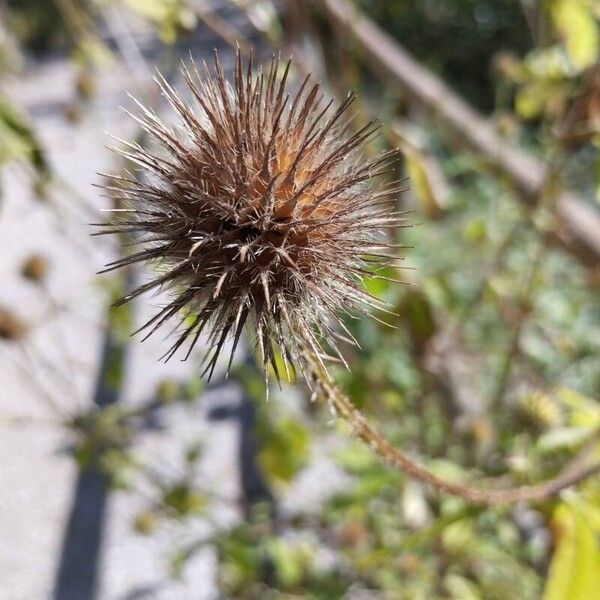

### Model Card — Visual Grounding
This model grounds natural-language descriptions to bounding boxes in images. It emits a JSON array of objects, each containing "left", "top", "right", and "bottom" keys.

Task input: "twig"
[
  {"left": 490, "top": 240, "right": 545, "bottom": 406},
  {"left": 307, "top": 352, "right": 600, "bottom": 506}
]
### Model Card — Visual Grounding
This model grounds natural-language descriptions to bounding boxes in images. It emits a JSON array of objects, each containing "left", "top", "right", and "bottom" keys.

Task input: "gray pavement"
[{"left": 0, "top": 53, "right": 236, "bottom": 599}]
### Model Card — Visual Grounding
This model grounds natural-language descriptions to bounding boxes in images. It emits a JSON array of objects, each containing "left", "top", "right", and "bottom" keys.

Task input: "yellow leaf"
[
  {"left": 516, "top": 83, "right": 546, "bottom": 119},
  {"left": 576, "top": 501, "right": 600, "bottom": 534},
  {"left": 543, "top": 503, "right": 600, "bottom": 600},
  {"left": 258, "top": 417, "right": 308, "bottom": 486},
  {"left": 401, "top": 142, "right": 445, "bottom": 218},
  {"left": 556, "top": 387, "right": 600, "bottom": 429},
  {"left": 551, "top": 0, "right": 600, "bottom": 71},
  {"left": 266, "top": 347, "right": 295, "bottom": 384}
]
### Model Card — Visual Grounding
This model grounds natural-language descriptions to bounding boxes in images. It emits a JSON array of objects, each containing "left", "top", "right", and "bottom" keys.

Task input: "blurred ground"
[{"left": 0, "top": 31, "right": 256, "bottom": 597}]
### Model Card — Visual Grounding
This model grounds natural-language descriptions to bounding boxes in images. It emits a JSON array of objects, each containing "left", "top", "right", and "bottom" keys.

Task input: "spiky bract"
[{"left": 98, "top": 50, "right": 406, "bottom": 383}]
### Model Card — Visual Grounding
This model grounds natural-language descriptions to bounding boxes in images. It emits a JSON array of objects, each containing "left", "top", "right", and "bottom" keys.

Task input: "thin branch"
[
  {"left": 491, "top": 240, "right": 545, "bottom": 406},
  {"left": 307, "top": 352, "right": 600, "bottom": 506}
]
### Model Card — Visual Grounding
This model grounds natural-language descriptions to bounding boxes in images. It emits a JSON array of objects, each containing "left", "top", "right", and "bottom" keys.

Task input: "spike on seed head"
[{"left": 98, "top": 49, "right": 407, "bottom": 383}]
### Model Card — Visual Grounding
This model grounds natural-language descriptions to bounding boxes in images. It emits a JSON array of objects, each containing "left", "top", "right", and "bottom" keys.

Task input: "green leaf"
[
  {"left": 463, "top": 218, "right": 487, "bottom": 244},
  {"left": 0, "top": 98, "right": 49, "bottom": 176},
  {"left": 543, "top": 503, "right": 600, "bottom": 600},
  {"left": 265, "top": 537, "right": 311, "bottom": 588},
  {"left": 445, "top": 573, "right": 482, "bottom": 600},
  {"left": 515, "top": 83, "right": 546, "bottom": 119},
  {"left": 162, "top": 484, "right": 206, "bottom": 516},
  {"left": 334, "top": 443, "right": 378, "bottom": 474},
  {"left": 537, "top": 426, "right": 595, "bottom": 453},
  {"left": 258, "top": 417, "right": 309, "bottom": 486},
  {"left": 266, "top": 347, "right": 295, "bottom": 384},
  {"left": 133, "top": 510, "right": 158, "bottom": 536}
]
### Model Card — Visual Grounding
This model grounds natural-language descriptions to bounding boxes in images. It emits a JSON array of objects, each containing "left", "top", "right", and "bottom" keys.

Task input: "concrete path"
[{"left": 0, "top": 33, "right": 242, "bottom": 600}]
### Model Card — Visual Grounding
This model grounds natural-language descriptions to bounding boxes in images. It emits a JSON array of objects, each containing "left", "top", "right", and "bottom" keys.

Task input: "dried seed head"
[
  {"left": 98, "top": 50, "right": 406, "bottom": 383},
  {"left": 0, "top": 307, "right": 27, "bottom": 341},
  {"left": 21, "top": 254, "right": 49, "bottom": 283}
]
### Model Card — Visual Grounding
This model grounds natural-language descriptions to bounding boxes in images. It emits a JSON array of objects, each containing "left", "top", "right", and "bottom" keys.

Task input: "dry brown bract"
[{"left": 97, "top": 50, "right": 406, "bottom": 383}]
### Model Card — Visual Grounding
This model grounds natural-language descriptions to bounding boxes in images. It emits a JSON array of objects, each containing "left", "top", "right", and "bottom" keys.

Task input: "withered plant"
[
  {"left": 97, "top": 49, "right": 599, "bottom": 506},
  {"left": 98, "top": 50, "right": 404, "bottom": 384}
]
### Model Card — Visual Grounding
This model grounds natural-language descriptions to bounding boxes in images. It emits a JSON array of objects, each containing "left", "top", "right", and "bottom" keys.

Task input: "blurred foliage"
[
  {"left": 123, "top": 0, "right": 198, "bottom": 42},
  {"left": 357, "top": 0, "right": 534, "bottom": 111},
  {"left": 0, "top": 98, "right": 48, "bottom": 181},
  {"left": 544, "top": 501, "right": 600, "bottom": 599},
  {"left": 1, "top": 1, "right": 600, "bottom": 599},
  {"left": 5, "top": 0, "right": 65, "bottom": 55}
]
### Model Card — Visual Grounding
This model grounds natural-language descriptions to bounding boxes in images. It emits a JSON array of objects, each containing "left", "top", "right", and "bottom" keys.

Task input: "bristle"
[{"left": 98, "top": 49, "right": 405, "bottom": 384}]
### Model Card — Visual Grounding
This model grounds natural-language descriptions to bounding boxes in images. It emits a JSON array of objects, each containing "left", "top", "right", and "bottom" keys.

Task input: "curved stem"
[{"left": 308, "top": 354, "right": 600, "bottom": 505}]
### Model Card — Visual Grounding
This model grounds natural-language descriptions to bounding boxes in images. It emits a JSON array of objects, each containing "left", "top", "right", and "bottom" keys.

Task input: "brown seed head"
[
  {"left": 0, "top": 307, "right": 27, "bottom": 341},
  {"left": 21, "top": 254, "right": 49, "bottom": 283},
  {"left": 98, "top": 50, "right": 406, "bottom": 383}
]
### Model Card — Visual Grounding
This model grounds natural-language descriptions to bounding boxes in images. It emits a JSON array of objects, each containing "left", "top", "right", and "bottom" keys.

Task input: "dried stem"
[
  {"left": 307, "top": 353, "right": 600, "bottom": 506},
  {"left": 490, "top": 241, "right": 545, "bottom": 407}
]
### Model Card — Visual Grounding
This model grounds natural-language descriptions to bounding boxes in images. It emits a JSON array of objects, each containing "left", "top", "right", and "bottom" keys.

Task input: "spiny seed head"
[{"left": 97, "top": 50, "right": 407, "bottom": 384}]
